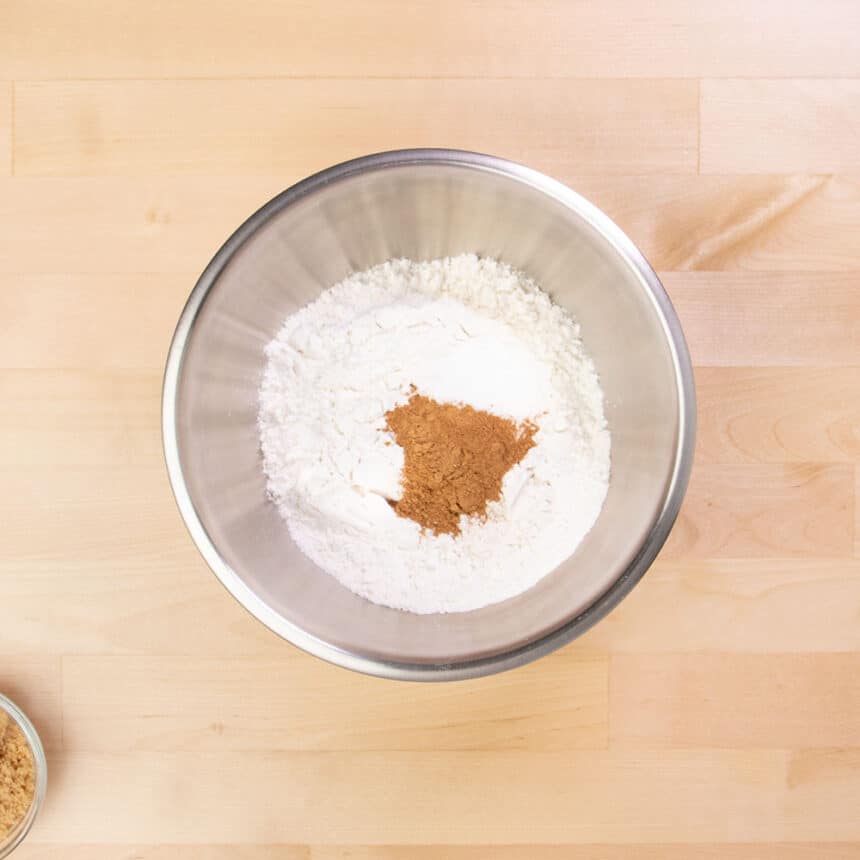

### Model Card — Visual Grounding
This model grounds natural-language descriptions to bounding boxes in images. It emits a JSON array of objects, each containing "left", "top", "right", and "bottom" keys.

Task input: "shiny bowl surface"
[{"left": 163, "top": 149, "right": 695, "bottom": 680}]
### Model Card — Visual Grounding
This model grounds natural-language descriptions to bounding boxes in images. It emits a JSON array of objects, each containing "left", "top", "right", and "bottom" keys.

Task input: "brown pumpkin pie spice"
[{"left": 384, "top": 388, "right": 538, "bottom": 536}]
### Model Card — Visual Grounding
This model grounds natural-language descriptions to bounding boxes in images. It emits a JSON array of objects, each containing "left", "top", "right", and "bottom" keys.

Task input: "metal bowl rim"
[{"left": 161, "top": 147, "right": 696, "bottom": 681}]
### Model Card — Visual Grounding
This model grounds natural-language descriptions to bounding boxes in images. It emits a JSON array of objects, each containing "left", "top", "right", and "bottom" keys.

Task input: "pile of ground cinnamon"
[
  {"left": 385, "top": 389, "right": 538, "bottom": 536},
  {"left": 0, "top": 708, "right": 35, "bottom": 838}
]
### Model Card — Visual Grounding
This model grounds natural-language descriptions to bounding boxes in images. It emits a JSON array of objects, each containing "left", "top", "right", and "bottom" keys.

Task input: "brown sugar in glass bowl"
[{"left": 0, "top": 694, "right": 47, "bottom": 858}]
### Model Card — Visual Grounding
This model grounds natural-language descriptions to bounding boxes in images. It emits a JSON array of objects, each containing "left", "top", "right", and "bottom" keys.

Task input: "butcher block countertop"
[{"left": 3, "top": 3, "right": 860, "bottom": 857}]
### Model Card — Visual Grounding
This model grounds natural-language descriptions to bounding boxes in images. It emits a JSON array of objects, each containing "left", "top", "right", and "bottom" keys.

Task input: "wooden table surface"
[{"left": 3, "top": 2, "right": 860, "bottom": 857}]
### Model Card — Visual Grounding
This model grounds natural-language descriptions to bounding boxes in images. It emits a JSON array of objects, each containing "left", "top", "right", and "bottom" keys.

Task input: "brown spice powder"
[
  {"left": 385, "top": 389, "right": 538, "bottom": 536},
  {"left": 0, "top": 708, "right": 35, "bottom": 839}
]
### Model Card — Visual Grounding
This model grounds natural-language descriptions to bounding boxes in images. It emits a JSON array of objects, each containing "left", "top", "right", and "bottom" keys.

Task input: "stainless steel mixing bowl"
[{"left": 163, "top": 149, "right": 695, "bottom": 680}]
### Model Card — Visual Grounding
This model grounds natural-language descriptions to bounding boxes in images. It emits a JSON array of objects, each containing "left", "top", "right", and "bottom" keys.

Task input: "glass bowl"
[{"left": 0, "top": 693, "right": 47, "bottom": 858}]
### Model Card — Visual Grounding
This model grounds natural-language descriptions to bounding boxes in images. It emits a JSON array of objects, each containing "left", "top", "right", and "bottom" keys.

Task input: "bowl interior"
[{"left": 169, "top": 155, "right": 686, "bottom": 672}]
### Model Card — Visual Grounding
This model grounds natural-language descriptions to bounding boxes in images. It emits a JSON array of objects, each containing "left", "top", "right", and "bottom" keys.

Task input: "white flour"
[{"left": 258, "top": 254, "right": 610, "bottom": 613}]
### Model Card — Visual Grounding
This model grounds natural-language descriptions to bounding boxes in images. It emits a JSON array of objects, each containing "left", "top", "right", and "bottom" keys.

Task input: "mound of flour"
[{"left": 258, "top": 254, "right": 610, "bottom": 614}]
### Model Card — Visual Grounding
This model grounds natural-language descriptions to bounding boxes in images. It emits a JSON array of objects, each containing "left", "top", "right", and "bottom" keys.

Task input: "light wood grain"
[
  {"left": 0, "top": 658, "right": 62, "bottom": 750},
  {"left": 785, "top": 749, "right": 860, "bottom": 841},
  {"left": 611, "top": 654, "right": 860, "bottom": 748},
  {"left": 582, "top": 559, "right": 860, "bottom": 654},
  {"left": 1, "top": 466, "right": 180, "bottom": 562},
  {"left": 3, "top": 2, "right": 860, "bottom": 856},
  {"left": 14, "top": 846, "right": 860, "bottom": 860},
  {"left": 14, "top": 849, "right": 311, "bottom": 860},
  {"left": 0, "top": 176, "right": 278, "bottom": 274},
  {"left": 32, "top": 750, "right": 789, "bottom": 844},
  {"left": 663, "top": 463, "right": 854, "bottom": 559},
  {"left": 856, "top": 470, "right": 860, "bottom": 558},
  {"left": 701, "top": 79, "right": 860, "bottom": 173},
  {"left": 0, "top": 81, "right": 10, "bottom": 174},
  {"left": 312, "top": 848, "right": 860, "bottom": 860},
  {"left": 0, "top": 371, "right": 161, "bottom": 466},
  {"left": 694, "top": 367, "right": 860, "bottom": 463},
  {"left": 0, "top": 274, "right": 187, "bottom": 369},
  {"left": 4, "top": 175, "right": 860, "bottom": 276},
  {"left": 621, "top": 175, "right": 860, "bottom": 272},
  {"left": 61, "top": 654, "right": 607, "bottom": 752},
  {"left": 0, "top": 548, "right": 281, "bottom": 659},
  {"left": 667, "top": 273, "right": 860, "bottom": 366},
  {"left": 5, "top": 1, "right": 860, "bottom": 80},
  {"left": 14, "top": 78, "right": 698, "bottom": 177}
]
